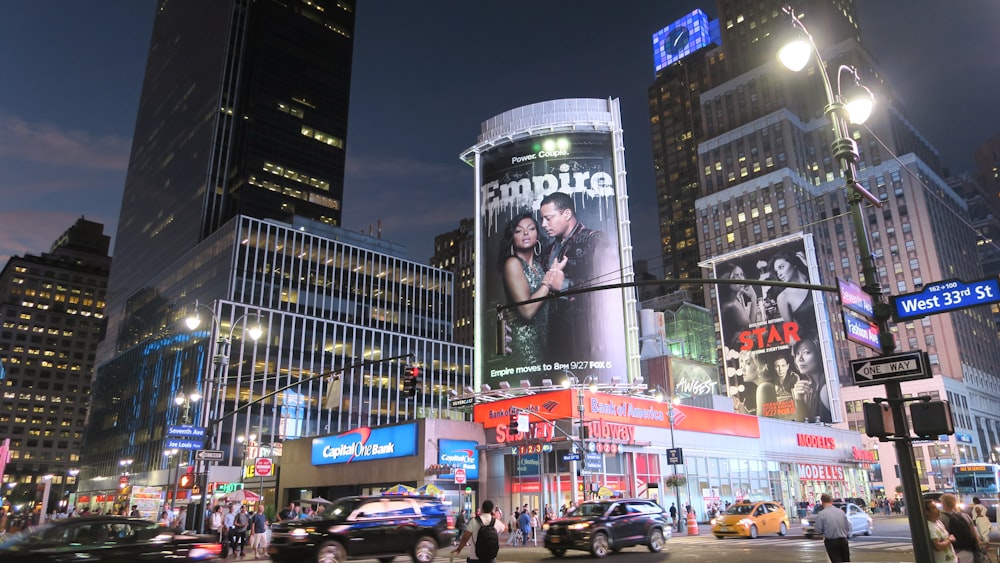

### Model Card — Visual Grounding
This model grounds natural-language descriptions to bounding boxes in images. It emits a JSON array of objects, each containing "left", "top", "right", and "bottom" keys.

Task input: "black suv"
[
  {"left": 268, "top": 495, "right": 456, "bottom": 563},
  {"left": 542, "top": 498, "right": 671, "bottom": 558}
]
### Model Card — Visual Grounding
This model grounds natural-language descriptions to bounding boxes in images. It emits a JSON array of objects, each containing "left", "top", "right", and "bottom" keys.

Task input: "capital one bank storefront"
[{"left": 474, "top": 390, "right": 871, "bottom": 521}]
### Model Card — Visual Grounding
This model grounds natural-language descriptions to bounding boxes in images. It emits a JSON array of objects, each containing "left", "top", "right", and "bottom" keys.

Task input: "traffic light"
[
  {"left": 178, "top": 473, "right": 195, "bottom": 490},
  {"left": 402, "top": 365, "right": 420, "bottom": 398},
  {"left": 509, "top": 409, "right": 519, "bottom": 433},
  {"left": 517, "top": 413, "right": 529, "bottom": 434}
]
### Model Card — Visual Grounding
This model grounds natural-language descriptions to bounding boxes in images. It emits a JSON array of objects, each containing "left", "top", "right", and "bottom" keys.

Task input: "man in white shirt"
[{"left": 453, "top": 500, "right": 505, "bottom": 563}]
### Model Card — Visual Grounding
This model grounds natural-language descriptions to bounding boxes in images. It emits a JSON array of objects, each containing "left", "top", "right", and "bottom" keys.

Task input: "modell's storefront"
[{"left": 474, "top": 390, "right": 871, "bottom": 521}]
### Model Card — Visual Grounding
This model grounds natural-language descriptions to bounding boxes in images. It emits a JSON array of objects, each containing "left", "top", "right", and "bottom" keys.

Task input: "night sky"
[{"left": 0, "top": 1, "right": 997, "bottom": 267}]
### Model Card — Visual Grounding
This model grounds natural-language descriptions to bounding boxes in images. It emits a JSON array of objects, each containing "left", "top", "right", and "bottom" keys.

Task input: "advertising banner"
[
  {"left": 437, "top": 439, "right": 479, "bottom": 480},
  {"left": 311, "top": 423, "right": 417, "bottom": 466},
  {"left": 667, "top": 357, "right": 720, "bottom": 398},
  {"left": 713, "top": 236, "right": 834, "bottom": 423},
  {"left": 479, "top": 131, "right": 627, "bottom": 388}
]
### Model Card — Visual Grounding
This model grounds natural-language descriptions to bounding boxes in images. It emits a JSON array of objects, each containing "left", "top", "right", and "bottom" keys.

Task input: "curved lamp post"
[
  {"left": 185, "top": 300, "right": 263, "bottom": 532},
  {"left": 562, "top": 373, "right": 597, "bottom": 503},
  {"left": 653, "top": 387, "right": 684, "bottom": 530},
  {"left": 777, "top": 7, "right": 933, "bottom": 561}
]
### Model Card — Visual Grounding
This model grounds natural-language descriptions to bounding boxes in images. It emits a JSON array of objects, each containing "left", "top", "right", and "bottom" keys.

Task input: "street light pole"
[
  {"left": 779, "top": 8, "right": 930, "bottom": 562},
  {"left": 654, "top": 388, "right": 684, "bottom": 531},
  {"left": 186, "top": 300, "right": 263, "bottom": 532}
]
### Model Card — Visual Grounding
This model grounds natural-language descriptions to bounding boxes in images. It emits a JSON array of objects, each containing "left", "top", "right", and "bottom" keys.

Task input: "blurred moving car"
[
  {"left": 268, "top": 495, "right": 456, "bottom": 563},
  {"left": 0, "top": 516, "right": 221, "bottom": 562},
  {"left": 710, "top": 501, "right": 790, "bottom": 539},
  {"left": 801, "top": 501, "right": 873, "bottom": 539},
  {"left": 542, "top": 498, "right": 670, "bottom": 558}
]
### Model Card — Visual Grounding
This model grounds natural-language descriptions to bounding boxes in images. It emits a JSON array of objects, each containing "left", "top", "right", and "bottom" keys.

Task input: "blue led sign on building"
[
  {"left": 438, "top": 439, "right": 479, "bottom": 480},
  {"left": 312, "top": 423, "right": 417, "bottom": 466},
  {"left": 652, "top": 9, "right": 721, "bottom": 72}
]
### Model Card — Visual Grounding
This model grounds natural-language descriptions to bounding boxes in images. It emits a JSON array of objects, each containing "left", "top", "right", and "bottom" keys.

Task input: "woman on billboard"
[
  {"left": 791, "top": 338, "right": 831, "bottom": 422},
  {"left": 498, "top": 212, "right": 565, "bottom": 365},
  {"left": 769, "top": 250, "right": 814, "bottom": 335},
  {"left": 717, "top": 261, "right": 763, "bottom": 347}
]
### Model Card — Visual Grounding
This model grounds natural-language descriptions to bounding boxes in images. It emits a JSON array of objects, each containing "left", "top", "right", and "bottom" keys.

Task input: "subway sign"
[{"left": 312, "top": 423, "right": 417, "bottom": 466}]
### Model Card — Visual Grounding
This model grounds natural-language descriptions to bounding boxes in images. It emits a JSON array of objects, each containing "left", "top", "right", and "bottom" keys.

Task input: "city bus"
[{"left": 953, "top": 462, "right": 998, "bottom": 522}]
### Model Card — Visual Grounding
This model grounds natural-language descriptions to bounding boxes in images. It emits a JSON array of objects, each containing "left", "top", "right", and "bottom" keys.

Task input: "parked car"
[
  {"left": 801, "top": 501, "right": 873, "bottom": 538},
  {"left": 710, "top": 501, "right": 790, "bottom": 539},
  {"left": 542, "top": 498, "right": 670, "bottom": 558},
  {"left": 268, "top": 495, "right": 456, "bottom": 563},
  {"left": 0, "top": 516, "right": 221, "bottom": 562}
]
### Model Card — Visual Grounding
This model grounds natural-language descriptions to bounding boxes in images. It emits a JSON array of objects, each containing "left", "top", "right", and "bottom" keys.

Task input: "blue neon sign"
[
  {"left": 892, "top": 277, "right": 1000, "bottom": 321},
  {"left": 312, "top": 423, "right": 417, "bottom": 466},
  {"left": 438, "top": 439, "right": 479, "bottom": 480},
  {"left": 652, "top": 10, "right": 721, "bottom": 72}
]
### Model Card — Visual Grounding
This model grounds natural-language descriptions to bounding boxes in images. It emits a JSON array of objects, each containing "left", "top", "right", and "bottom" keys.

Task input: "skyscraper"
[
  {"left": 673, "top": 0, "right": 1000, "bottom": 495},
  {"left": 431, "top": 218, "right": 475, "bottom": 346},
  {"left": 77, "top": 0, "right": 470, "bottom": 513},
  {"left": 0, "top": 218, "right": 110, "bottom": 514},
  {"left": 104, "top": 0, "right": 355, "bottom": 351}
]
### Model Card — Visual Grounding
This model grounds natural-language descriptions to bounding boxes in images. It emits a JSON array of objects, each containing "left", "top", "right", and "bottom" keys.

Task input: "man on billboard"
[{"left": 538, "top": 191, "right": 613, "bottom": 366}]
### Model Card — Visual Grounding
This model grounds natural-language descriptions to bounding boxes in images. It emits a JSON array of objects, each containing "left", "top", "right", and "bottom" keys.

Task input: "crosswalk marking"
[{"left": 671, "top": 534, "right": 914, "bottom": 552}]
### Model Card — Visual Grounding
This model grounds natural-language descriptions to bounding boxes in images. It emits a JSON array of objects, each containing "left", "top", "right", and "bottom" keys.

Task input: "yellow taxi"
[{"left": 710, "top": 501, "right": 790, "bottom": 539}]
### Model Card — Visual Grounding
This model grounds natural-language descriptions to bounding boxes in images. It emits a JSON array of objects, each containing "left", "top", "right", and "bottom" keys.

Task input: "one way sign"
[{"left": 850, "top": 350, "right": 930, "bottom": 387}]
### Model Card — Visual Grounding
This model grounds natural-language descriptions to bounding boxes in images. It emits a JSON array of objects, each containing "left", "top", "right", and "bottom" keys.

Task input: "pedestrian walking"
[
  {"left": 518, "top": 509, "right": 531, "bottom": 546},
  {"left": 452, "top": 500, "right": 504, "bottom": 563},
  {"left": 249, "top": 505, "right": 269, "bottom": 558},
  {"left": 939, "top": 493, "right": 980, "bottom": 563},
  {"left": 209, "top": 505, "right": 224, "bottom": 544},
  {"left": 669, "top": 503, "right": 677, "bottom": 529},
  {"left": 814, "top": 493, "right": 851, "bottom": 562},
  {"left": 925, "top": 499, "right": 957, "bottom": 563}
]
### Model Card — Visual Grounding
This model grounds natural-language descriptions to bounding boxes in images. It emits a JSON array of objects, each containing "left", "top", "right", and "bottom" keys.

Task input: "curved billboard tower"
[{"left": 462, "top": 98, "right": 639, "bottom": 390}]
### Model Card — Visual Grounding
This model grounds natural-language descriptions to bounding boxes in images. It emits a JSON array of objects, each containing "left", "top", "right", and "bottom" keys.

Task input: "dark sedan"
[
  {"left": 0, "top": 516, "right": 221, "bottom": 562},
  {"left": 542, "top": 498, "right": 670, "bottom": 558}
]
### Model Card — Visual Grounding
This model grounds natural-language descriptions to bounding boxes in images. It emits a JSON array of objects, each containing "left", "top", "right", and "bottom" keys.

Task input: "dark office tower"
[
  {"left": 106, "top": 0, "right": 355, "bottom": 346},
  {"left": 648, "top": 10, "right": 721, "bottom": 305},
  {"left": 0, "top": 218, "right": 110, "bottom": 514},
  {"left": 715, "top": 0, "right": 859, "bottom": 80},
  {"left": 431, "top": 218, "right": 475, "bottom": 346}
]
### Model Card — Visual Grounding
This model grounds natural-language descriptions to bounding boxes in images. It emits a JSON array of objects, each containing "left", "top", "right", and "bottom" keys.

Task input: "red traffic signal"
[
  {"left": 178, "top": 473, "right": 195, "bottom": 489},
  {"left": 509, "top": 410, "right": 519, "bottom": 433},
  {"left": 402, "top": 365, "right": 420, "bottom": 398}
]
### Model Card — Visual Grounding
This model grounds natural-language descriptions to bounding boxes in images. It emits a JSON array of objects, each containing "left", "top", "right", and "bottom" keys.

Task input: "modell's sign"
[
  {"left": 852, "top": 446, "right": 876, "bottom": 462},
  {"left": 312, "top": 423, "right": 417, "bottom": 466},
  {"left": 798, "top": 463, "right": 846, "bottom": 481},
  {"left": 796, "top": 433, "right": 835, "bottom": 449}
]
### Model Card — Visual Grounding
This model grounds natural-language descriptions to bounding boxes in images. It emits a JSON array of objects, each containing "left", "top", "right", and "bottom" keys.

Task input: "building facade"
[
  {"left": 668, "top": 0, "right": 1000, "bottom": 495},
  {"left": 79, "top": 216, "right": 473, "bottom": 514},
  {"left": 0, "top": 218, "right": 111, "bottom": 514},
  {"left": 431, "top": 218, "right": 475, "bottom": 346}
]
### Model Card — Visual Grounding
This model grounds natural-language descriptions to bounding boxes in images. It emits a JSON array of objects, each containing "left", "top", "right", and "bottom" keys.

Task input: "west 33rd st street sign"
[{"left": 892, "top": 277, "right": 1000, "bottom": 321}]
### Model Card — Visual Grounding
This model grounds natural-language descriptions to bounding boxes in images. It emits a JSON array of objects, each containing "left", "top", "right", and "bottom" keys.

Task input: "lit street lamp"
[
  {"left": 164, "top": 448, "right": 180, "bottom": 511},
  {"left": 778, "top": 7, "right": 930, "bottom": 562},
  {"left": 562, "top": 374, "right": 597, "bottom": 504},
  {"left": 185, "top": 300, "right": 263, "bottom": 532},
  {"left": 654, "top": 388, "right": 684, "bottom": 531}
]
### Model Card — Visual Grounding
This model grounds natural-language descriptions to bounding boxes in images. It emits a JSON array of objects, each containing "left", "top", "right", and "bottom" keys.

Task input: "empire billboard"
[
  {"left": 711, "top": 235, "right": 837, "bottom": 423},
  {"left": 478, "top": 130, "right": 629, "bottom": 388}
]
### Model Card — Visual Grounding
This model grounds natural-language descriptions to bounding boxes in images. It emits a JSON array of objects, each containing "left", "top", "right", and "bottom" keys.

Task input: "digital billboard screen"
[
  {"left": 479, "top": 131, "right": 627, "bottom": 388},
  {"left": 713, "top": 236, "right": 834, "bottom": 423}
]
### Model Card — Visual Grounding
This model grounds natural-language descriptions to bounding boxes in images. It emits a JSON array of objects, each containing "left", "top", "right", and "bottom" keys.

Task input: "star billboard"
[{"left": 710, "top": 234, "right": 838, "bottom": 423}]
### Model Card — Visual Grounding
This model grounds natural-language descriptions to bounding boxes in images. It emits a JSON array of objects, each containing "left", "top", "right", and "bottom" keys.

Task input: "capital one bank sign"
[{"left": 312, "top": 423, "right": 417, "bottom": 466}]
